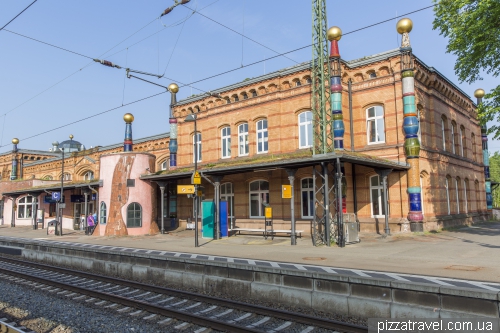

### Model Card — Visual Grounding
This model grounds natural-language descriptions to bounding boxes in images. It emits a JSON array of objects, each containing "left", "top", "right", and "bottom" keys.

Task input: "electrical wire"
[
  {"left": 0, "top": 91, "right": 167, "bottom": 149},
  {"left": 0, "top": 0, "right": 38, "bottom": 31},
  {"left": 0, "top": 3, "right": 437, "bottom": 150},
  {"left": 182, "top": 2, "right": 299, "bottom": 65}
]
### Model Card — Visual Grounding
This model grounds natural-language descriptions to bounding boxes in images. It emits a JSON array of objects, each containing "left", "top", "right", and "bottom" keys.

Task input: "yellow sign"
[
  {"left": 177, "top": 185, "right": 195, "bottom": 194},
  {"left": 265, "top": 206, "right": 273, "bottom": 219},
  {"left": 282, "top": 185, "right": 292, "bottom": 199},
  {"left": 191, "top": 171, "right": 201, "bottom": 185}
]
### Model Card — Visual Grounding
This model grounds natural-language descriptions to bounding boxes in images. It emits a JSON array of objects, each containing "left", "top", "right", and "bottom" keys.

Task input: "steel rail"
[
  {"left": 0, "top": 263, "right": 258, "bottom": 333},
  {"left": 0, "top": 257, "right": 368, "bottom": 333}
]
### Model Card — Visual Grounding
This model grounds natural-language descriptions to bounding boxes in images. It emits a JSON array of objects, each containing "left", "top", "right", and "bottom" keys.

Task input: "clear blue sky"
[{"left": 0, "top": 0, "right": 497, "bottom": 153}]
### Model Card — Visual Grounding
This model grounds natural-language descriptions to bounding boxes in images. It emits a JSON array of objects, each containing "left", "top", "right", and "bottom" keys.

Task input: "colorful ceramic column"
[
  {"left": 475, "top": 89, "right": 492, "bottom": 211},
  {"left": 10, "top": 138, "right": 19, "bottom": 180},
  {"left": 123, "top": 113, "right": 134, "bottom": 152},
  {"left": 168, "top": 83, "right": 179, "bottom": 167},
  {"left": 397, "top": 18, "right": 423, "bottom": 229},
  {"left": 327, "top": 26, "right": 344, "bottom": 149}
]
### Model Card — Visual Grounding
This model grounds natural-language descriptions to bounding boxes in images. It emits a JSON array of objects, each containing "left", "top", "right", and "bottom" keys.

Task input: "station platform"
[{"left": 1, "top": 221, "right": 499, "bottom": 291}]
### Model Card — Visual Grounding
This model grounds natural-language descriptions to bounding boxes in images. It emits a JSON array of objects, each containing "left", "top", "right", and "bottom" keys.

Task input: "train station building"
[{"left": 0, "top": 22, "right": 489, "bottom": 240}]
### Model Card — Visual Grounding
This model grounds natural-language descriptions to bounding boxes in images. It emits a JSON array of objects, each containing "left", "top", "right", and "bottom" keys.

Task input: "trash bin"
[{"left": 47, "top": 220, "right": 59, "bottom": 236}]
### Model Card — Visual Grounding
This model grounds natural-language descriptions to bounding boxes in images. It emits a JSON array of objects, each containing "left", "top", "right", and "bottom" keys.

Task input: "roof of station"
[
  {"left": 2, "top": 179, "right": 101, "bottom": 197},
  {"left": 140, "top": 150, "right": 409, "bottom": 181},
  {"left": 175, "top": 48, "right": 472, "bottom": 106}
]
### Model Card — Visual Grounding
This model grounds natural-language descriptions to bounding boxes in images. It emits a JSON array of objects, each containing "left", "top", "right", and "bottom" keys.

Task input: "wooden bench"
[{"left": 231, "top": 228, "right": 303, "bottom": 239}]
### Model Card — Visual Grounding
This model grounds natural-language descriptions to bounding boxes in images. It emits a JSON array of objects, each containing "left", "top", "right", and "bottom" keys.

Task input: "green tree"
[
  {"left": 433, "top": 0, "right": 500, "bottom": 137},
  {"left": 490, "top": 152, "right": 500, "bottom": 208}
]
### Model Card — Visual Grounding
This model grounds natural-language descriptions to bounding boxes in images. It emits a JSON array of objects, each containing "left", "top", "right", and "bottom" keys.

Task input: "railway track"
[{"left": 0, "top": 257, "right": 368, "bottom": 333}]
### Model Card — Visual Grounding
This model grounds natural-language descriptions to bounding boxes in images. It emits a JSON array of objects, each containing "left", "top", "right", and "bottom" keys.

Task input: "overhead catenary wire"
[
  {"left": 0, "top": 91, "right": 167, "bottom": 150},
  {"left": 0, "top": 3, "right": 437, "bottom": 150},
  {"left": 0, "top": 0, "right": 38, "bottom": 32}
]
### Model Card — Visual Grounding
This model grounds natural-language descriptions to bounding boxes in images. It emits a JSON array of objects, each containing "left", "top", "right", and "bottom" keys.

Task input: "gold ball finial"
[
  {"left": 12, "top": 138, "right": 19, "bottom": 144},
  {"left": 327, "top": 26, "right": 342, "bottom": 41},
  {"left": 168, "top": 83, "right": 179, "bottom": 93},
  {"left": 123, "top": 113, "right": 134, "bottom": 123},
  {"left": 396, "top": 18, "right": 413, "bottom": 34},
  {"left": 69, "top": 134, "right": 74, "bottom": 140},
  {"left": 474, "top": 88, "right": 485, "bottom": 98}
]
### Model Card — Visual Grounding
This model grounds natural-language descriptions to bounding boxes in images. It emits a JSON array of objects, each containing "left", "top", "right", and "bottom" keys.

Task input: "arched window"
[
  {"left": 445, "top": 176, "right": 451, "bottom": 215},
  {"left": 83, "top": 171, "right": 94, "bottom": 181},
  {"left": 295, "top": 80, "right": 302, "bottom": 87},
  {"left": 471, "top": 133, "right": 477, "bottom": 161},
  {"left": 256, "top": 119, "right": 268, "bottom": 153},
  {"left": 441, "top": 116, "right": 447, "bottom": 151},
  {"left": 100, "top": 201, "right": 107, "bottom": 224},
  {"left": 127, "top": 202, "right": 142, "bottom": 227},
  {"left": 251, "top": 90, "right": 258, "bottom": 97},
  {"left": 63, "top": 173, "right": 71, "bottom": 181},
  {"left": 369, "top": 175, "right": 386, "bottom": 217},
  {"left": 249, "top": 180, "right": 269, "bottom": 218},
  {"left": 233, "top": 95, "right": 239, "bottom": 102},
  {"left": 455, "top": 177, "right": 460, "bottom": 213},
  {"left": 17, "top": 196, "right": 33, "bottom": 219},
  {"left": 238, "top": 123, "right": 249, "bottom": 156},
  {"left": 306, "top": 77, "right": 312, "bottom": 84},
  {"left": 460, "top": 125, "right": 465, "bottom": 157},
  {"left": 193, "top": 132, "right": 202, "bottom": 163},
  {"left": 301, "top": 178, "right": 314, "bottom": 218},
  {"left": 221, "top": 126, "right": 231, "bottom": 158},
  {"left": 451, "top": 122, "right": 456, "bottom": 154},
  {"left": 298, "top": 111, "right": 313, "bottom": 149},
  {"left": 220, "top": 183, "right": 234, "bottom": 229},
  {"left": 366, "top": 106, "right": 385, "bottom": 144},
  {"left": 160, "top": 159, "right": 168, "bottom": 171},
  {"left": 242, "top": 92, "right": 248, "bottom": 100},
  {"left": 43, "top": 175, "right": 53, "bottom": 180},
  {"left": 368, "top": 71, "right": 377, "bottom": 78}
]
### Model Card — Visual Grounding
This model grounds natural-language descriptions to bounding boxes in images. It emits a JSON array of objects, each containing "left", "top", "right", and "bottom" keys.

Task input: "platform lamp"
[{"left": 184, "top": 113, "right": 199, "bottom": 247}]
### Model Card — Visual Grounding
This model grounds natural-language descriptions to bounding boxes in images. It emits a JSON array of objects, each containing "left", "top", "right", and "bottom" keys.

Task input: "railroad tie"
[{"left": 157, "top": 318, "right": 173, "bottom": 325}]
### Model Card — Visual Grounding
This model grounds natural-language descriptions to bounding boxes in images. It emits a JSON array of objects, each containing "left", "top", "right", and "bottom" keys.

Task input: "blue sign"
[
  {"left": 52, "top": 192, "right": 61, "bottom": 201},
  {"left": 91, "top": 193, "right": 97, "bottom": 201}
]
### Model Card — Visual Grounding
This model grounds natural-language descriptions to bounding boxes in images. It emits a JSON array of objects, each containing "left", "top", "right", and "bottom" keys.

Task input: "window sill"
[{"left": 367, "top": 141, "right": 386, "bottom": 146}]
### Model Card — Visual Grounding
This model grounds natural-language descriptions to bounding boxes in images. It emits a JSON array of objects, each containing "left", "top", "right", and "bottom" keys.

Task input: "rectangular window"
[
  {"left": 442, "top": 119, "right": 446, "bottom": 150},
  {"left": 256, "top": 120, "right": 268, "bottom": 153},
  {"left": 299, "top": 112, "right": 313, "bottom": 148},
  {"left": 366, "top": 106, "right": 385, "bottom": 144},
  {"left": 445, "top": 178, "right": 451, "bottom": 215},
  {"left": 370, "top": 175, "right": 386, "bottom": 217},
  {"left": 238, "top": 123, "right": 249, "bottom": 156},
  {"left": 221, "top": 127, "right": 231, "bottom": 158},
  {"left": 464, "top": 180, "right": 468, "bottom": 214}
]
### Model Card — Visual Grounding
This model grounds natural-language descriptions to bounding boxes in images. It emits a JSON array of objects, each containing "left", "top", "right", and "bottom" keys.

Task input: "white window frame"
[
  {"left": 63, "top": 173, "right": 71, "bottom": 181},
  {"left": 238, "top": 123, "right": 249, "bottom": 156},
  {"left": 451, "top": 124, "right": 456, "bottom": 154},
  {"left": 445, "top": 177, "right": 451, "bottom": 215},
  {"left": 369, "top": 175, "right": 386, "bottom": 217},
  {"left": 17, "top": 195, "right": 33, "bottom": 219},
  {"left": 249, "top": 180, "right": 269, "bottom": 218},
  {"left": 83, "top": 171, "right": 94, "bottom": 181},
  {"left": 193, "top": 132, "right": 202, "bottom": 163},
  {"left": 221, "top": 126, "right": 231, "bottom": 159},
  {"left": 366, "top": 106, "right": 385, "bottom": 144},
  {"left": 455, "top": 178, "right": 460, "bottom": 213},
  {"left": 464, "top": 180, "right": 468, "bottom": 214},
  {"left": 256, "top": 119, "right": 268, "bottom": 153},
  {"left": 417, "top": 108, "right": 422, "bottom": 144},
  {"left": 441, "top": 118, "right": 446, "bottom": 150},
  {"left": 100, "top": 201, "right": 107, "bottom": 224},
  {"left": 298, "top": 111, "right": 313, "bottom": 149},
  {"left": 160, "top": 160, "right": 168, "bottom": 171},
  {"left": 301, "top": 178, "right": 314, "bottom": 218}
]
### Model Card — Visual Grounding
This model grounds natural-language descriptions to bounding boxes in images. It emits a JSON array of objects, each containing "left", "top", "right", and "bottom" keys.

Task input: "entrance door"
[{"left": 73, "top": 202, "right": 94, "bottom": 230}]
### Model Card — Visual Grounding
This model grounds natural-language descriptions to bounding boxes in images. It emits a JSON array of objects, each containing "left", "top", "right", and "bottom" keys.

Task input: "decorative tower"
[
  {"left": 10, "top": 138, "right": 19, "bottom": 180},
  {"left": 475, "top": 88, "right": 492, "bottom": 211},
  {"left": 168, "top": 83, "right": 179, "bottom": 168},
  {"left": 123, "top": 113, "right": 134, "bottom": 152},
  {"left": 328, "top": 26, "right": 344, "bottom": 149},
  {"left": 397, "top": 18, "right": 423, "bottom": 230}
]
